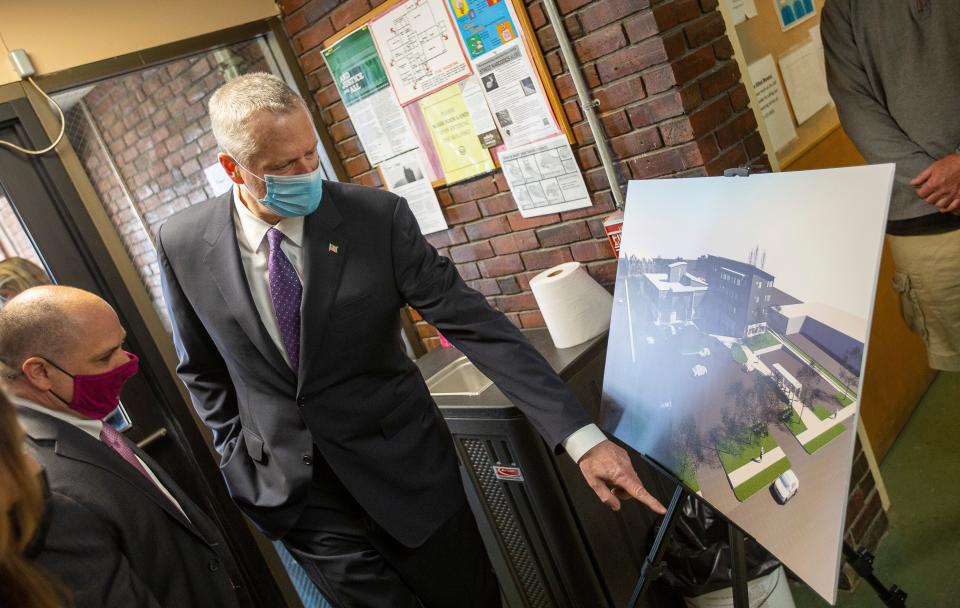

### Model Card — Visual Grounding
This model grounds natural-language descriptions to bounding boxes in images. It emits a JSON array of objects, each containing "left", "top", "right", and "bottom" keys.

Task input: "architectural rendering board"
[{"left": 601, "top": 166, "right": 893, "bottom": 603}]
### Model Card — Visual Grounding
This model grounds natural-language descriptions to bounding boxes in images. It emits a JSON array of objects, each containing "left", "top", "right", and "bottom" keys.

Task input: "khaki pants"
[{"left": 888, "top": 229, "right": 960, "bottom": 371}]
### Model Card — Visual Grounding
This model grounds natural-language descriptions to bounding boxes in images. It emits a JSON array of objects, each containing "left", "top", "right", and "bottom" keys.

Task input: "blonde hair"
[
  {"left": 0, "top": 258, "right": 49, "bottom": 297},
  {"left": 208, "top": 72, "right": 307, "bottom": 165},
  {"left": 0, "top": 390, "right": 62, "bottom": 608}
]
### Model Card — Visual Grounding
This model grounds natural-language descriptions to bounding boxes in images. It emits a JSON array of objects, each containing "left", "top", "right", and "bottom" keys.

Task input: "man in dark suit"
[
  {"left": 0, "top": 286, "right": 249, "bottom": 608},
  {"left": 158, "top": 72, "right": 664, "bottom": 607}
]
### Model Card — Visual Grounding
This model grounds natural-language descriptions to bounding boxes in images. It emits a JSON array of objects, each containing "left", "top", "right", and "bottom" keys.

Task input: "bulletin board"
[
  {"left": 321, "top": 0, "right": 574, "bottom": 189},
  {"left": 718, "top": 0, "right": 838, "bottom": 170}
]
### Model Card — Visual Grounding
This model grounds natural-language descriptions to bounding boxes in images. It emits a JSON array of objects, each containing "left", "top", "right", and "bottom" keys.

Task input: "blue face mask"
[{"left": 239, "top": 162, "right": 324, "bottom": 217}]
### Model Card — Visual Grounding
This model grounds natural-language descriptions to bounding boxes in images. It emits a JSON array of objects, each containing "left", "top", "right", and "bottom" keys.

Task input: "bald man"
[{"left": 0, "top": 286, "right": 250, "bottom": 608}]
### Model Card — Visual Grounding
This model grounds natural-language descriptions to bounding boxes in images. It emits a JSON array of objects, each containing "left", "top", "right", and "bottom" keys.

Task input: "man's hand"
[
  {"left": 578, "top": 440, "right": 666, "bottom": 514},
  {"left": 912, "top": 154, "right": 960, "bottom": 214}
]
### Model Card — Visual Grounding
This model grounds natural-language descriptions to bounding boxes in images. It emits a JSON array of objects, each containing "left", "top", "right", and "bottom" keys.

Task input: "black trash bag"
[{"left": 660, "top": 494, "right": 781, "bottom": 598}]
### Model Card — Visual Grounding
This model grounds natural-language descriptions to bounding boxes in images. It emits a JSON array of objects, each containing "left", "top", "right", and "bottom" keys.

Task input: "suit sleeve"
[
  {"left": 389, "top": 196, "right": 592, "bottom": 451},
  {"left": 822, "top": 0, "right": 935, "bottom": 186},
  {"left": 157, "top": 224, "right": 241, "bottom": 455},
  {"left": 35, "top": 492, "right": 163, "bottom": 608}
]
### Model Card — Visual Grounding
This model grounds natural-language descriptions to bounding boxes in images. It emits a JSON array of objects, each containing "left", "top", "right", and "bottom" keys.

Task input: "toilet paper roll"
[{"left": 530, "top": 261, "right": 614, "bottom": 349}]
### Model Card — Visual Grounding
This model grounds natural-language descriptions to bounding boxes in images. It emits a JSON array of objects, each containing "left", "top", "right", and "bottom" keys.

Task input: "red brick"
[
  {"left": 628, "top": 144, "right": 702, "bottom": 179},
  {"left": 642, "top": 65, "right": 677, "bottom": 95},
  {"left": 728, "top": 83, "right": 750, "bottom": 111},
  {"left": 456, "top": 261, "right": 481, "bottom": 281},
  {"left": 700, "top": 0, "right": 719, "bottom": 10},
  {"left": 689, "top": 96, "right": 733, "bottom": 135},
  {"left": 335, "top": 137, "right": 365, "bottom": 159},
  {"left": 478, "top": 254, "right": 524, "bottom": 278},
  {"left": 490, "top": 230, "right": 539, "bottom": 255},
  {"left": 331, "top": 0, "right": 370, "bottom": 30},
  {"left": 437, "top": 189, "right": 453, "bottom": 206},
  {"left": 628, "top": 91, "right": 685, "bottom": 127},
  {"left": 522, "top": 247, "right": 574, "bottom": 270},
  {"left": 329, "top": 120, "right": 355, "bottom": 142},
  {"left": 536, "top": 221, "right": 591, "bottom": 247},
  {"left": 660, "top": 117, "right": 695, "bottom": 145},
  {"left": 496, "top": 292, "right": 537, "bottom": 313},
  {"left": 704, "top": 142, "right": 747, "bottom": 176},
  {"left": 662, "top": 31, "right": 687, "bottom": 61},
  {"left": 537, "top": 25, "right": 559, "bottom": 53},
  {"left": 596, "top": 38, "right": 667, "bottom": 84},
  {"left": 300, "top": 47, "right": 327, "bottom": 74},
  {"left": 572, "top": 239, "right": 615, "bottom": 261},
  {"left": 527, "top": 1, "right": 546, "bottom": 28},
  {"left": 610, "top": 127, "right": 662, "bottom": 158},
  {"left": 715, "top": 110, "right": 758, "bottom": 150},
  {"left": 478, "top": 192, "right": 516, "bottom": 216},
  {"left": 507, "top": 212, "right": 561, "bottom": 232},
  {"left": 518, "top": 310, "right": 546, "bottom": 328},
  {"left": 554, "top": 73, "right": 576, "bottom": 100},
  {"left": 699, "top": 61, "right": 740, "bottom": 100},
  {"left": 561, "top": 191, "right": 617, "bottom": 220},
  {"left": 344, "top": 155, "right": 370, "bottom": 177},
  {"left": 557, "top": 0, "right": 591, "bottom": 14},
  {"left": 672, "top": 46, "right": 717, "bottom": 84},
  {"left": 468, "top": 278, "right": 502, "bottom": 296},
  {"left": 744, "top": 131, "right": 767, "bottom": 162},
  {"left": 465, "top": 215, "right": 512, "bottom": 240},
  {"left": 573, "top": 121, "right": 596, "bottom": 145},
  {"left": 284, "top": 11, "right": 309, "bottom": 37},
  {"left": 576, "top": 146, "right": 601, "bottom": 170},
  {"left": 574, "top": 24, "right": 627, "bottom": 63},
  {"left": 563, "top": 99, "right": 583, "bottom": 124},
  {"left": 294, "top": 18, "right": 335, "bottom": 54},
  {"left": 580, "top": 0, "right": 647, "bottom": 32},
  {"left": 449, "top": 178, "right": 497, "bottom": 203},
  {"left": 426, "top": 226, "right": 468, "bottom": 249},
  {"left": 546, "top": 50, "right": 565, "bottom": 77},
  {"left": 600, "top": 111, "right": 631, "bottom": 137},
  {"left": 696, "top": 134, "right": 720, "bottom": 163},
  {"left": 713, "top": 36, "right": 734, "bottom": 60},
  {"left": 445, "top": 202, "right": 481, "bottom": 225},
  {"left": 450, "top": 241, "right": 494, "bottom": 263},
  {"left": 497, "top": 276, "right": 521, "bottom": 294},
  {"left": 493, "top": 172, "right": 509, "bottom": 192},
  {"left": 516, "top": 270, "right": 541, "bottom": 291},
  {"left": 354, "top": 170, "right": 382, "bottom": 188},
  {"left": 594, "top": 76, "right": 646, "bottom": 113},
  {"left": 586, "top": 260, "right": 619, "bottom": 285},
  {"left": 625, "top": 11, "right": 659, "bottom": 44},
  {"left": 684, "top": 11, "right": 726, "bottom": 48}
]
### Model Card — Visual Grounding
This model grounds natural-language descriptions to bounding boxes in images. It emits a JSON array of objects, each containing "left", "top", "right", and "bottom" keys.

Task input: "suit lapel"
[
  {"left": 201, "top": 193, "right": 296, "bottom": 384},
  {"left": 17, "top": 407, "right": 207, "bottom": 544},
  {"left": 298, "top": 185, "right": 346, "bottom": 394}
]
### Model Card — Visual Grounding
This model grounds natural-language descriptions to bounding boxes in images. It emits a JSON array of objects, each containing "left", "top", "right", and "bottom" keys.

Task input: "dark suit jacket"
[
  {"left": 18, "top": 406, "right": 249, "bottom": 608},
  {"left": 157, "top": 181, "right": 591, "bottom": 546}
]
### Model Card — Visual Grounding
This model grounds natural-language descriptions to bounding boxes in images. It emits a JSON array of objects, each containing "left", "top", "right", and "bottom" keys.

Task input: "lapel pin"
[{"left": 328, "top": 243, "right": 339, "bottom": 254}]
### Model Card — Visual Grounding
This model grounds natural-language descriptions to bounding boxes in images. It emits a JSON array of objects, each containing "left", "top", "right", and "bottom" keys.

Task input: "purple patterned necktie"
[
  {"left": 100, "top": 423, "right": 152, "bottom": 481},
  {"left": 267, "top": 227, "right": 302, "bottom": 372}
]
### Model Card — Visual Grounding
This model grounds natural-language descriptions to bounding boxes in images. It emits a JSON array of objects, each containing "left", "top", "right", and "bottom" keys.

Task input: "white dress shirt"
[
  {"left": 231, "top": 188, "right": 605, "bottom": 461},
  {"left": 16, "top": 397, "right": 189, "bottom": 519}
]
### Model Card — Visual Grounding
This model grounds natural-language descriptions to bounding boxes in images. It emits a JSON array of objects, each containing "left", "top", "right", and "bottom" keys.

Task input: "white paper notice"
[
  {"left": 204, "top": 163, "right": 233, "bottom": 196},
  {"left": 460, "top": 75, "right": 501, "bottom": 148},
  {"left": 779, "top": 41, "right": 833, "bottom": 124},
  {"left": 369, "top": 0, "right": 472, "bottom": 105},
  {"left": 747, "top": 55, "right": 798, "bottom": 152},
  {"left": 346, "top": 87, "right": 419, "bottom": 166},
  {"left": 500, "top": 134, "right": 590, "bottom": 218},
  {"left": 380, "top": 149, "right": 447, "bottom": 234},
  {"left": 474, "top": 40, "right": 559, "bottom": 147},
  {"left": 723, "top": 0, "right": 758, "bottom": 25}
]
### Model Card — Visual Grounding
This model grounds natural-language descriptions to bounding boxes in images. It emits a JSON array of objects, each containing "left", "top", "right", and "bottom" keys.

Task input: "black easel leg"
[
  {"left": 628, "top": 484, "right": 686, "bottom": 608},
  {"left": 728, "top": 525, "right": 750, "bottom": 608}
]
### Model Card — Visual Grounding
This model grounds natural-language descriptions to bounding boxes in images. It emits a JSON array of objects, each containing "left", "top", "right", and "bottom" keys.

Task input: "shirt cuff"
[{"left": 562, "top": 424, "right": 607, "bottom": 463}]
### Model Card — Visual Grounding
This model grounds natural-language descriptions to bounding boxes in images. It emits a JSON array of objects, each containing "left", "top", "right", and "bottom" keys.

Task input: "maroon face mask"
[{"left": 46, "top": 352, "right": 139, "bottom": 420}]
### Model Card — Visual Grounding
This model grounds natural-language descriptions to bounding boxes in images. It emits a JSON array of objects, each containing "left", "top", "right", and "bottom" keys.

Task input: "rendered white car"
[
  {"left": 691, "top": 364, "right": 708, "bottom": 377},
  {"left": 645, "top": 336, "right": 656, "bottom": 345},
  {"left": 773, "top": 469, "right": 800, "bottom": 504}
]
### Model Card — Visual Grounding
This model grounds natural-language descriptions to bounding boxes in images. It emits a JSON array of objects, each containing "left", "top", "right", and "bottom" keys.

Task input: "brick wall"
[
  {"left": 280, "top": 0, "right": 768, "bottom": 352},
  {"left": 840, "top": 436, "right": 888, "bottom": 589},
  {"left": 0, "top": 193, "right": 45, "bottom": 269},
  {"left": 67, "top": 41, "right": 269, "bottom": 325}
]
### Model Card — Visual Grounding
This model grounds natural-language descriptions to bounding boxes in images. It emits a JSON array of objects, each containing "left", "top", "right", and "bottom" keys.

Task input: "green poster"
[{"left": 322, "top": 26, "right": 389, "bottom": 107}]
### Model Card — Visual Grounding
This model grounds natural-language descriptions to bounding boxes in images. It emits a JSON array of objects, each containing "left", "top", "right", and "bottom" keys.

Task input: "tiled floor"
[{"left": 791, "top": 371, "right": 960, "bottom": 607}]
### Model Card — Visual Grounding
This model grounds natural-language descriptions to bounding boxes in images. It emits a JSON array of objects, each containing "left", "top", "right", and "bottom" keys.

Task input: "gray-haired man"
[{"left": 158, "top": 72, "right": 664, "bottom": 607}]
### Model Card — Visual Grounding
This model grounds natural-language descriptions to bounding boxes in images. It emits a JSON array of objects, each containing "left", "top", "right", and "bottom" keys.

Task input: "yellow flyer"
[{"left": 419, "top": 84, "right": 495, "bottom": 183}]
